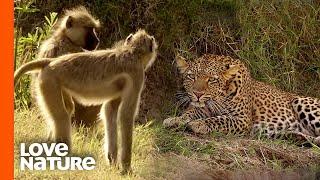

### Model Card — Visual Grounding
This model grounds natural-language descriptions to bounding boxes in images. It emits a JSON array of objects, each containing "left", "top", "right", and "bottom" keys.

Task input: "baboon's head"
[
  {"left": 125, "top": 29, "right": 158, "bottom": 70},
  {"left": 62, "top": 6, "right": 101, "bottom": 51}
]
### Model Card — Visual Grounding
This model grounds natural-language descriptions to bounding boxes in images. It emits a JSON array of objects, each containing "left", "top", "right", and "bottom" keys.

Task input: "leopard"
[{"left": 163, "top": 54, "right": 320, "bottom": 146}]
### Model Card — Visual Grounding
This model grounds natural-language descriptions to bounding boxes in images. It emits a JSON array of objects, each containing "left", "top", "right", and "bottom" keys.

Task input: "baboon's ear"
[
  {"left": 125, "top": 34, "right": 134, "bottom": 44},
  {"left": 222, "top": 64, "right": 240, "bottom": 80},
  {"left": 176, "top": 55, "right": 188, "bottom": 73},
  {"left": 66, "top": 16, "right": 73, "bottom": 28}
]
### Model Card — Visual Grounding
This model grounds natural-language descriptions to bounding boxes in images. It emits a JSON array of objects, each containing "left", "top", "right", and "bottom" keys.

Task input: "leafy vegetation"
[{"left": 14, "top": 1, "right": 58, "bottom": 108}]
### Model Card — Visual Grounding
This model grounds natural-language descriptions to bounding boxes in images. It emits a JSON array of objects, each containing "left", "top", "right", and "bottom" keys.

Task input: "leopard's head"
[{"left": 176, "top": 55, "right": 241, "bottom": 108}]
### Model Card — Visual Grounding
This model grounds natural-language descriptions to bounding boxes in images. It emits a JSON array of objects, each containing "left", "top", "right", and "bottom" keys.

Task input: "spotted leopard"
[{"left": 163, "top": 54, "right": 320, "bottom": 146}]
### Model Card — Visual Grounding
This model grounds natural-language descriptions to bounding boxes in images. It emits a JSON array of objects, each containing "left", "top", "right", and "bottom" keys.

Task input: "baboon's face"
[{"left": 65, "top": 16, "right": 100, "bottom": 51}]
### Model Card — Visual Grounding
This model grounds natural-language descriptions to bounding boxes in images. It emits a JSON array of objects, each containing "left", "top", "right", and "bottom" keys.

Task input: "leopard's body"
[{"left": 163, "top": 54, "right": 320, "bottom": 145}]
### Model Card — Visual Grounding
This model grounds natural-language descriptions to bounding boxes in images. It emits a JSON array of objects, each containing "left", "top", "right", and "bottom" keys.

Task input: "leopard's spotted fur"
[{"left": 163, "top": 54, "right": 320, "bottom": 146}]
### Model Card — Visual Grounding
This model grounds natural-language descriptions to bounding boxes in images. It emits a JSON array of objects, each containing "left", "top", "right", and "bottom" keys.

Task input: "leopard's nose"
[{"left": 193, "top": 91, "right": 204, "bottom": 99}]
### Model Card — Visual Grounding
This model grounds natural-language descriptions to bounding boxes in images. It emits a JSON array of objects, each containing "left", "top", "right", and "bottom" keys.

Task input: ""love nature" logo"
[{"left": 20, "top": 143, "right": 96, "bottom": 170}]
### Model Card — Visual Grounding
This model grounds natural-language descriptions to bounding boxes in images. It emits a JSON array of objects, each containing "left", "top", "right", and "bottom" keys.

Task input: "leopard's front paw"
[
  {"left": 187, "top": 120, "right": 211, "bottom": 134},
  {"left": 315, "top": 136, "right": 320, "bottom": 147},
  {"left": 163, "top": 117, "right": 184, "bottom": 128}
]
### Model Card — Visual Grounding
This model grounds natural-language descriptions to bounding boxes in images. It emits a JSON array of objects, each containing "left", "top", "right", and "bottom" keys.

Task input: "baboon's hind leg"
[
  {"left": 37, "top": 77, "right": 72, "bottom": 147},
  {"left": 101, "top": 98, "right": 121, "bottom": 165},
  {"left": 118, "top": 90, "right": 140, "bottom": 174}
]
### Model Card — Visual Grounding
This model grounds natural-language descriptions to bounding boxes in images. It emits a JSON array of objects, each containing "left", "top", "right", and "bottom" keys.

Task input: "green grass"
[
  {"left": 14, "top": 109, "right": 320, "bottom": 179},
  {"left": 236, "top": 0, "right": 320, "bottom": 97}
]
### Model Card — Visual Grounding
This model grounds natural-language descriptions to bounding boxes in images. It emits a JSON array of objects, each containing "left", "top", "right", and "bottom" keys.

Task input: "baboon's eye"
[
  {"left": 85, "top": 27, "right": 95, "bottom": 34},
  {"left": 85, "top": 27, "right": 94, "bottom": 30}
]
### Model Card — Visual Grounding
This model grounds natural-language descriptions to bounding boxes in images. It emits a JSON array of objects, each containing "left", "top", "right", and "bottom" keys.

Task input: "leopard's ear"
[
  {"left": 176, "top": 55, "right": 188, "bottom": 73},
  {"left": 222, "top": 64, "right": 240, "bottom": 80},
  {"left": 223, "top": 64, "right": 242, "bottom": 97}
]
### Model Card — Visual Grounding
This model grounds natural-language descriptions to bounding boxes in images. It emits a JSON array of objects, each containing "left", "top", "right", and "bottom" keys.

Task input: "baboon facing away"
[
  {"left": 14, "top": 29, "right": 158, "bottom": 173},
  {"left": 35, "top": 6, "right": 101, "bottom": 127}
]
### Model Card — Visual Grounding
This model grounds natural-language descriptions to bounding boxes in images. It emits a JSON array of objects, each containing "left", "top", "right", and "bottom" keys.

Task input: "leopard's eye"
[
  {"left": 186, "top": 73, "right": 195, "bottom": 80},
  {"left": 208, "top": 76, "right": 218, "bottom": 84}
]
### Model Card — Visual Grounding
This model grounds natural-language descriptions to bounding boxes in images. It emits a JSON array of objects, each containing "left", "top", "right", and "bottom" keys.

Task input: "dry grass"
[{"left": 14, "top": 109, "right": 320, "bottom": 179}]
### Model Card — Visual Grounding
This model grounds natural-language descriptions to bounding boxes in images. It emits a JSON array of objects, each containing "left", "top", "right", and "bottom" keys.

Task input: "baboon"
[
  {"left": 38, "top": 6, "right": 100, "bottom": 58},
  {"left": 14, "top": 29, "right": 158, "bottom": 173},
  {"left": 34, "top": 6, "right": 101, "bottom": 127}
]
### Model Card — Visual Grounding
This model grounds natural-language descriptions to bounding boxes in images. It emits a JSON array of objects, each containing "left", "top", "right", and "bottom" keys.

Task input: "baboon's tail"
[{"left": 14, "top": 59, "right": 51, "bottom": 86}]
